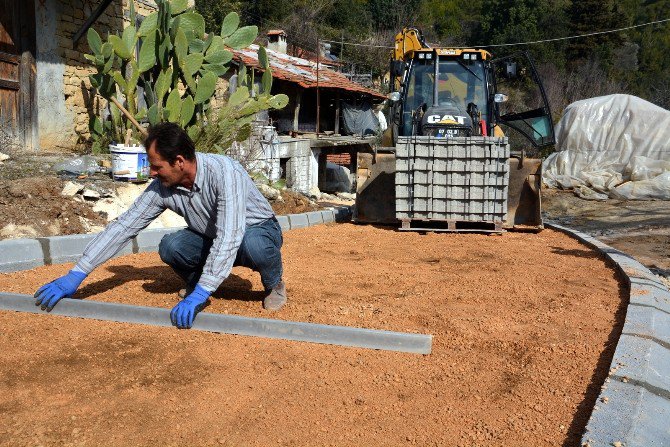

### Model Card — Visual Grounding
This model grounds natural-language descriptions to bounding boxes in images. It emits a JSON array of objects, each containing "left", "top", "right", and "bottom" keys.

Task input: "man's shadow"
[{"left": 76, "top": 265, "right": 266, "bottom": 303}]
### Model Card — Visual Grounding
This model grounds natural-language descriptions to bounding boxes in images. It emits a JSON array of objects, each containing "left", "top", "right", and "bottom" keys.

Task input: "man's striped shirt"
[{"left": 74, "top": 152, "right": 275, "bottom": 292}]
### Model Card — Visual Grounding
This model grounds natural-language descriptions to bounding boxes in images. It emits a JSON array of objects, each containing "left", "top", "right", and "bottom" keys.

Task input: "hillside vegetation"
[{"left": 196, "top": 0, "right": 670, "bottom": 117}]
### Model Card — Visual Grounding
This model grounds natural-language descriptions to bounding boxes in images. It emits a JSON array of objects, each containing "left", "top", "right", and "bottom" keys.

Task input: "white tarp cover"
[{"left": 543, "top": 94, "right": 670, "bottom": 200}]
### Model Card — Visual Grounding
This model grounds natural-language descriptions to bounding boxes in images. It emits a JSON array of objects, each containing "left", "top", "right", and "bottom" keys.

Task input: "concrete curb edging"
[
  {"left": 546, "top": 222, "right": 670, "bottom": 447},
  {"left": 0, "top": 292, "right": 432, "bottom": 354},
  {"left": 0, "top": 206, "right": 352, "bottom": 273},
  {"left": 0, "top": 206, "right": 436, "bottom": 355}
]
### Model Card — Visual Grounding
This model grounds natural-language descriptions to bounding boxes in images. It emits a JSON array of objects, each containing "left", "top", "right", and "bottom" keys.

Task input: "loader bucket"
[
  {"left": 354, "top": 147, "right": 544, "bottom": 231},
  {"left": 505, "top": 157, "right": 543, "bottom": 230},
  {"left": 354, "top": 149, "right": 398, "bottom": 224}
]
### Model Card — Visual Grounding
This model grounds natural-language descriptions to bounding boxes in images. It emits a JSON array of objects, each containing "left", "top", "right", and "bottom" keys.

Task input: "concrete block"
[
  {"left": 625, "top": 302, "right": 670, "bottom": 346},
  {"left": 321, "top": 209, "right": 336, "bottom": 223},
  {"left": 0, "top": 239, "right": 45, "bottom": 272},
  {"left": 134, "top": 227, "right": 183, "bottom": 253},
  {"left": 627, "top": 391, "right": 670, "bottom": 445},
  {"left": 276, "top": 215, "right": 290, "bottom": 232},
  {"left": 288, "top": 213, "right": 309, "bottom": 230},
  {"left": 629, "top": 280, "right": 670, "bottom": 315},
  {"left": 306, "top": 211, "right": 324, "bottom": 226},
  {"left": 39, "top": 234, "right": 132, "bottom": 265}
]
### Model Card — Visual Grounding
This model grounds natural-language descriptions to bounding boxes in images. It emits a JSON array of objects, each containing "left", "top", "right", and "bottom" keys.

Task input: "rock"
[
  {"left": 256, "top": 183, "right": 281, "bottom": 200},
  {"left": 82, "top": 189, "right": 101, "bottom": 200},
  {"left": 0, "top": 224, "right": 38, "bottom": 239},
  {"left": 0, "top": 152, "right": 9, "bottom": 162},
  {"left": 92, "top": 197, "right": 127, "bottom": 221},
  {"left": 308, "top": 186, "right": 321, "bottom": 200},
  {"left": 336, "top": 192, "right": 356, "bottom": 200},
  {"left": 61, "top": 181, "right": 84, "bottom": 197},
  {"left": 79, "top": 216, "right": 104, "bottom": 234}
]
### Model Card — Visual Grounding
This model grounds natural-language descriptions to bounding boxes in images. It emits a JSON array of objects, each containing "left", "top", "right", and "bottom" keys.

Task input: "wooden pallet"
[{"left": 399, "top": 218, "right": 504, "bottom": 233}]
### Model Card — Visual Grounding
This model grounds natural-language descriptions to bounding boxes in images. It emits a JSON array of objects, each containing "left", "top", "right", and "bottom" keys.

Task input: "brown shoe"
[{"left": 263, "top": 281, "right": 287, "bottom": 311}]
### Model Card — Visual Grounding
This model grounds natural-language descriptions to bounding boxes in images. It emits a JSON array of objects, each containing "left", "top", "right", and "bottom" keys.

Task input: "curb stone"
[
  {"left": 0, "top": 206, "right": 434, "bottom": 354},
  {"left": 0, "top": 291, "right": 432, "bottom": 354},
  {"left": 546, "top": 222, "right": 670, "bottom": 447},
  {"left": 0, "top": 206, "right": 353, "bottom": 270},
  {"left": 287, "top": 213, "right": 308, "bottom": 229},
  {"left": 0, "top": 238, "right": 44, "bottom": 273}
]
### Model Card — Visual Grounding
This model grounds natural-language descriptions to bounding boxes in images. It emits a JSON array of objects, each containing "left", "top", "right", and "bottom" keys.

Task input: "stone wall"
[
  {"left": 37, "top": 0, "right": 200, "bottom": 152},
  {"left": 277, "top": 137, "right": 319, "bottom": 193}
]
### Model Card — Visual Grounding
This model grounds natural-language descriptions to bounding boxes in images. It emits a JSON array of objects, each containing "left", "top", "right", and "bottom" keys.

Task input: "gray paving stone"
[
  {"left": 134, "top": 227, "right": 183, "bottom": 253},
  {"left": 626, "top": 391, "right": 670, "bottom": 446},
  {"left": 276, "top": 215, "right": 290, "bottom": 232},
  {"left": 321, "top": 209, "right": 336, "bottom": 223},
  {"left": 288, "top": 213, "right": 308, "bottom": 229},
  {"left": 0, "top": 239, "right": 44, "bottom": 272},
  {"left": 582, "top": 380, "right": 645, "bottom": 447},
  {"left": 306, "top": 211, "right": 324, "bottom": 226},
  {"left": 39, "top": 234, "right": 132, "bottom": 265}
]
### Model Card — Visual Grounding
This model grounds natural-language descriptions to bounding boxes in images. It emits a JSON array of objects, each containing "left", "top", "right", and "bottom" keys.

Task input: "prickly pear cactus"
[{"left": 85, "top": 0, "right": 287, "bottom": 150}]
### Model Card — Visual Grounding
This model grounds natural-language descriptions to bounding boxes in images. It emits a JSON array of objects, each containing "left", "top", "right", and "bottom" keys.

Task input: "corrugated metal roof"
[{"left": 232, "top": 45, "right": 386, "bottom": 99}]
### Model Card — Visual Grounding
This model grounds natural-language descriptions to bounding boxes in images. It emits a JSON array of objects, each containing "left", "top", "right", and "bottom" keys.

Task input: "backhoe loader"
[{"left": 354, "top": 28, "right": 555, "bottom": 231}]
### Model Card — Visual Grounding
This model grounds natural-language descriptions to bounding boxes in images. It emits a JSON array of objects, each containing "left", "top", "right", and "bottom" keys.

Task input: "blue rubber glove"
[
  {"left": 34, "top": 270, "right": 87, "bottom": 312},
  {"left": 170, "top": 284, "right": 210, "bottom": 329}
]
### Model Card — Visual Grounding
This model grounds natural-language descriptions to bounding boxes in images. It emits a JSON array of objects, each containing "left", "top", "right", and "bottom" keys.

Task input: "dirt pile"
[
  {"left": 0, "top": 177, "right": 106, "bottom": 238},
  {"left": 0, "top": 157, "right": 325, "bottom": 240},
  {"left": 0, "top": 225, "right": 625, "bottom": 446},
  {"left": 270, "top": 189, "right": 321, "bottom": 215}
]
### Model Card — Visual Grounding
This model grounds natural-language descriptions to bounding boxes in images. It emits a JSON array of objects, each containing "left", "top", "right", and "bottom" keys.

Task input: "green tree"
[
  {"left": 195, "top": 0, "right": 242, "bottom": 33},
  {"left": 566, "top": 0, "right": 632, "bottom": 69},
  {"left": 625, "top": 0, "right": 670, "bottom": 107},
  {"left": 417, "top": 0, "right": 481, "bottom": 45},
  {"left": 366, "top": 0, "right": 422, "bottom": 31}
]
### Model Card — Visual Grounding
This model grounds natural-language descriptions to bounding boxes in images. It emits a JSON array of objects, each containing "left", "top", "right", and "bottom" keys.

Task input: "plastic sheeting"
[
  {"left": 543, "top": 94, "right": 670, "bottom": 200},
  {"left": 342, "top": 101, "right": 380, "bottom": 136}
]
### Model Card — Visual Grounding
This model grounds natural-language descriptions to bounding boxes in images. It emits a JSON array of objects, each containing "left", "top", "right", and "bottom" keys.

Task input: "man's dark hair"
[{"left": 144, "top": 122, "right": 196, "bottom": 164}]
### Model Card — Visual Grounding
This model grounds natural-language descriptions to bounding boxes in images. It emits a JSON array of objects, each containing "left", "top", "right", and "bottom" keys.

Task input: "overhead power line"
[
  {"left": 321, "top": 18, "right": 670, "bottom": 50},
  {"left": 321, "top": 39, "right": 393, "bottom": 49},
  {"left": 475, "top": 17, "right": 670, "bottom": 48}
]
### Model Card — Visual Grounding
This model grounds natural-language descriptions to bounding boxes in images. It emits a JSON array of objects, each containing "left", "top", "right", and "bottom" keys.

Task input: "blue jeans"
[{"left": 158, "top": 217, "right": 283, "bottom": 292}]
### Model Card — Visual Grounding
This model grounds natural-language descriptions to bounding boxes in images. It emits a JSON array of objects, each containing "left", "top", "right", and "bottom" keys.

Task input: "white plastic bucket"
[{"left": 109, "top": 144, "right": 149, "bottom": 182}]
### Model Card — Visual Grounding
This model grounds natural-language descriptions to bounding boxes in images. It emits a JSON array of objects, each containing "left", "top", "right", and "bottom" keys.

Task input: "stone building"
[
  {"left": 231, "top": 39, "right": 385, "bottom": 194},
  {"left": 1, "top": 0, "right": 193, "bottom": 153}
]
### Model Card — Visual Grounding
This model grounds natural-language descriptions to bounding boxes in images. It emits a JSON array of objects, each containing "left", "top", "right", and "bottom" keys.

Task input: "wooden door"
[{"left": 0, "top": 0, "right": 35, "bottom": 151}]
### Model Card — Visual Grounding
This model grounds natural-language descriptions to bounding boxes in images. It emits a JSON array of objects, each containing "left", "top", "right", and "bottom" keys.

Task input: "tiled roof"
[
  {"left": 288, "top": 45, "right": 343, "bottom": 67},
  {"left": 232, "top": 45, "right": 386, "bottom": 99}
]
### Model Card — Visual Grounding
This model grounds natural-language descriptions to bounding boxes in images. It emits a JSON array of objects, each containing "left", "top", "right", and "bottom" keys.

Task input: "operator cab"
[
  {"left": 399, "top": 49, "right": 492, "bottom": 138},
  {"left": 391, "top": 48, "right": 555, "bottom": 150}
]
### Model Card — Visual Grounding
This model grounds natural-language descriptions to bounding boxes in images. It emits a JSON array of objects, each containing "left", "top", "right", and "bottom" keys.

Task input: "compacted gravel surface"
[{"left": 0, "top": 224, "right": 626, "bottom": 446}]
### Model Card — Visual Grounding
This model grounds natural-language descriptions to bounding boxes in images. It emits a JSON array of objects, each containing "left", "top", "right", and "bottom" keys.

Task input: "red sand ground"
[{"left": 0, "top": 224, "right": 626, "bottom": 446}]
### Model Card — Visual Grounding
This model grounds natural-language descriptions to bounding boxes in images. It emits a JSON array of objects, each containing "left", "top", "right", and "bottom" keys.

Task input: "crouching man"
[{"left": 34, "top": 122, "right": 286, "bottom": 328}]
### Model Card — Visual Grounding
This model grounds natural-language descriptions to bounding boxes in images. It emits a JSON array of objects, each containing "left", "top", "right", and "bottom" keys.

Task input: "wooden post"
[
  {"left": 334, "top": 91, "right": 340, "bottom": 135},
  {"left": 293, "top": 90, "right": 302, "bottom": 133},
  {"left": 316, "top": 35, "right": 320, "bottom": 138},
  {"left": 110, "top": 96, "right": 148, "bottom": 137}
]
